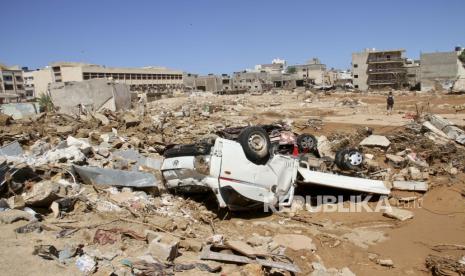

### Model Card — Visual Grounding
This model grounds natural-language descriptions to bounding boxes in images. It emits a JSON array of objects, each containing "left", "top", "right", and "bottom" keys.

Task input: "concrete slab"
[{"left": 360, "top": 135, "right": 391, "bottom": 148}]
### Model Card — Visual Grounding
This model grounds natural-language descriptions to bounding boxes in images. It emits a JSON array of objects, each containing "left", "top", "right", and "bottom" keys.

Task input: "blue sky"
[{"left": 1, "top": 0, "right": 464, "bottom": 74}]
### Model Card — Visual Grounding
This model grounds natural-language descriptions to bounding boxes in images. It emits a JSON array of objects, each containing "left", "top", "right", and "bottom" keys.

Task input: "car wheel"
[
  {"left": 335, "top": 148, "right": 364, "bottom": 171},
  {"left": 297, "top": 134, "right": 317, "bottom": 152},
  {"left": 238, "top": 126, "right": 271, "bottom": 165}
]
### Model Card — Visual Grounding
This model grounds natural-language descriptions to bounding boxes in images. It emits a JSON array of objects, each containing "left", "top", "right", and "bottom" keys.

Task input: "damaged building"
[
  {"left": 49, "top": 79, "right": 131, "bottom": 116},
  {"left": 420, "top": 47, "right": 465, "bottom": 91},
  {"left": 352, "top": 49, "right": 408, "bottom": 91},
  {"left": 183, "top": 73, "right": 223, "bottom": 93},
  {"left": 288, "top": 58, "right": 329, "bottom": 87}
]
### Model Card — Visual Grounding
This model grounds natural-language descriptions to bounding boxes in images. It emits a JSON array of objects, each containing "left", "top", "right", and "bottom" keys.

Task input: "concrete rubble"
[
  {"left": 1, "top": 91, "right": 465, "bottom": 275},
  {"left": 383, "top": 207, "right": 414, "bottom": 221},
  {"left": 359, "top": 135, "right": 391, "bottom": 148}
]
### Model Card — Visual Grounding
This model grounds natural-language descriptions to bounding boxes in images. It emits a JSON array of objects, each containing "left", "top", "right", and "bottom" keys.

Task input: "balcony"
[
  {"left": 368, "top": 68, "right": 406, "bottom": 74},
  {"left": 368, "top": 79, "right": 399, "bottom": 85},
  {"left": 367, "top": 57, "right": 404, "bottom": 64}
]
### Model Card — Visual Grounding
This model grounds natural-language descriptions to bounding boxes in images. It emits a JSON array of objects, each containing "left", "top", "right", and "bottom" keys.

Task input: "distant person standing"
[{"left": 386, "top": 92, "right": 394, "bottom": 115}]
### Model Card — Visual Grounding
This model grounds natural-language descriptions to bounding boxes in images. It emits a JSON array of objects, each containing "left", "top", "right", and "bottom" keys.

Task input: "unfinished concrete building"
[
  {"left": 420, "top": 48, "right": 465, "bottom": 91},
  {"left": 183, "top": 73, "right": 222, "bottom": 93},
  {"left": 352, "top": 49, "right": 407, "bottom": 91},
  {"left": 0, "top": 64, "right": 25, "bottom": 103},
  {"left": 32, "top": 62, "right": 183, "bottom": 96},
  {"left": 405, "top": 59, "right": 421, "bottom": 90},
  {"left": 290, "top": 58, "right": 328, "bottom": 87}
]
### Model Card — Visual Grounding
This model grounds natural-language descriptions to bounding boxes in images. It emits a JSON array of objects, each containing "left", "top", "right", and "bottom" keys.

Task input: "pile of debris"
[{"left": 1, "top": 92, "right": 465, "bottom": 275}]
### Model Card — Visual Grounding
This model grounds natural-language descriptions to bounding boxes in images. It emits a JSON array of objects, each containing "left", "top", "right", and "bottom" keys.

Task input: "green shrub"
[{"left": 38, "top": 93, "right": 54, "bottom": 112}]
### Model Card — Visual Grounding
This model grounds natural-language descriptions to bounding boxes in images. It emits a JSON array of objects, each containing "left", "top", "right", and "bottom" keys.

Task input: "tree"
[
  {"left": 38, "top": 93, "right": 54, "bottom": 112},
  {"left": 459, "top": 49, "right": 465, "bottom": 63},
  {"left": 286, "top": 66, "right": 297, "bottom": 74}
]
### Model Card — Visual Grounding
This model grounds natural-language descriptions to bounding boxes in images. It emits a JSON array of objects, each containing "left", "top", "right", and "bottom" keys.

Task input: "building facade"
[
  {"left": 32, "top": 62, "right": 183, "bottom": 96},
  {"left": 352, "top": 49, "right": 407, "bottom": 91},
  {"left": 23, "top": 70, "right": 35, "bottom": 99},
  {"left": 0, "top": 64, "right": 24, "bottom": 103},
  {"left": 420, "top": 48, "right": 464, "bottom": 91},
  {"left": 289, "top": 58, "right": 328, "bottom": 86}
]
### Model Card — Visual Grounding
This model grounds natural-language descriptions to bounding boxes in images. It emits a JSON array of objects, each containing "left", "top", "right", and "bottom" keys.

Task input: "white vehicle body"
[{"left": 161, "top": 138, "right": 390, "bottom": 210}]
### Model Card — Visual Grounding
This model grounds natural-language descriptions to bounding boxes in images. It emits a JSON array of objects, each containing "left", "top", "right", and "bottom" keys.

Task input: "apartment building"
[
  {"left": 352, "top": 49, "right": 407, "bottom": 91},
  {"left": 0, "top": 64, "right": 25, "bottom": 103},
  {"left": 32, "top": 62, "right": 183, "bottom": 96},
  {"left": 23, "top": 70, "right": 35, "bottom": 99}
]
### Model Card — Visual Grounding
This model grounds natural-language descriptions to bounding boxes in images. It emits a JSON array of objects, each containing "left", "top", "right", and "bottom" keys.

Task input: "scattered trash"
[{"left": 75, "top": 254, "right": 97, "bottom": 273}]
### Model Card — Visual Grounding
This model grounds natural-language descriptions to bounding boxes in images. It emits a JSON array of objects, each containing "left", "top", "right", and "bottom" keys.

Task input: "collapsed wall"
[{"left": 49, "top": 79, "right": 131, "bottom": 115}]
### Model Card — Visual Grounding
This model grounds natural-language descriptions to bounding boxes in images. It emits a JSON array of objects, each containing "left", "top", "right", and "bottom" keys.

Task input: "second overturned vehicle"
[{"left": 160, "top": 126, "right": 390, "bottom": 210}]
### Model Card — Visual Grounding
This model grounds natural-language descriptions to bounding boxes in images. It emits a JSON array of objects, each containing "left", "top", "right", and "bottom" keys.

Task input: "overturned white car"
[{"left": 161, "top": 126, "right": 390, "bottom": 210}]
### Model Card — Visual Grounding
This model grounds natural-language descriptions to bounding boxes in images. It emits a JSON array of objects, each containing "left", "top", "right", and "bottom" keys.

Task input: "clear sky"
[{"left": 1, "top": 0, "right": 464, "bottom": 74}]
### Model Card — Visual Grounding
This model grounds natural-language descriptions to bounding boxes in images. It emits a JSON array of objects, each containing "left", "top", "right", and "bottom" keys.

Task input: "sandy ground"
[{"left": 1, "top": 90, "right": 465, "bottom": 275}]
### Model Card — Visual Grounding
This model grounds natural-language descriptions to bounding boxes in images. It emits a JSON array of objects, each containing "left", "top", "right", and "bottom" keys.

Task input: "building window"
[
  {"left": 15, "top": 76, "right": 23, "bottom": 82},
  {"left": 4, "top": 84, "right": 14, "bottom": 90},
  {"left": 354, "top": 74, "right": 358, "bottom": 78},
  {"left": 3, "top": 75, "right": 13, "bottom": 81},
  {"left": 354, "top": 85, "right": 359, "bottom": 89},
  {"left": 17, "top": 84, "right": 23, "bottom": 90},
  {"left": 353, "top": 64, "right": 358, "bottom": 68}
]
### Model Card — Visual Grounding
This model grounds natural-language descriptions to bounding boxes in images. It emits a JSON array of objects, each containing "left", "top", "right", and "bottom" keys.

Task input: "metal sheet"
[
  {"left": 73, "top": 165, "right": 159, "bottom": 188},
  {"left": 0, "top": 141, "right": 23, "bottom": 156},
  {"left": 113, "top": 149, "right": 163, "bottom": 171},
  {"left": 298, "top": 168, "right": 390, "bottom": 195}
]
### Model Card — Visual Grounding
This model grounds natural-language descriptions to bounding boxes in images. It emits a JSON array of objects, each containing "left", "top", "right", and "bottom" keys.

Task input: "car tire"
[
  {"left": 297, "top": 134, "right": 317, "bottom": 152},
  {"left": 238, "top": 126, "right": 271, "bottom": 165},
  {"left": 163, "top": 143, "right": 210, "bottom": 158},
  {"left": 335, "top": 148, "right": 364, "bottom": 171}
]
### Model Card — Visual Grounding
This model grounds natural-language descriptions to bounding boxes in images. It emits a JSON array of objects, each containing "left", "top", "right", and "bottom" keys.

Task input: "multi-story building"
[
  {"left": 23, "top": 70, "right": 35, "bottom": 99},
  {"left": 0, "top": 64, "right": 25, "bottom": 103},
  {"left": 352, "top": 49, "right": 407, "bottom": 91},
  {"left": 32, "top": 62, "right": 183, "bottom": 96},
  {"left": 420, "top": 47, "right": 465, "bottom": 91}
]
